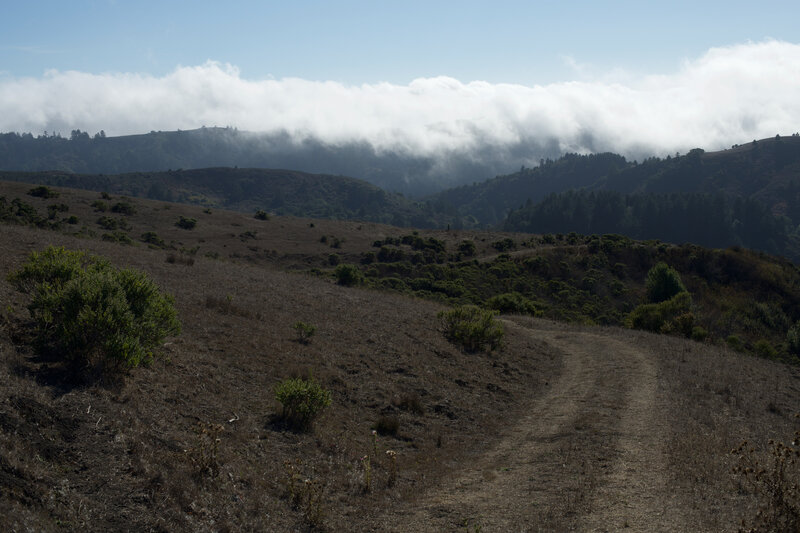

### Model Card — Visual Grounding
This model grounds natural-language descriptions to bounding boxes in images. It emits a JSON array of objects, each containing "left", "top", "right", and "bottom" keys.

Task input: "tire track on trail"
[{"left": 384, "top": 320, "right": 678, "bottom": 532}]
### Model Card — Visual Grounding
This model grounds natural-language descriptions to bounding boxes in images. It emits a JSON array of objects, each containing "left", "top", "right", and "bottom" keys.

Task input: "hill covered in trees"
[
  {"left": 431, "top": 135, "right": 800, "bottom": 228},
  {"left": 5, "top": 130, "right": 800, "bottom": 262},
  {"left": 503, "top": 190, "right": 795, "bottom": 259},
  {"left": 0, "top": 127, "right": 550, "bottom": 196},
  {"left": 0, "top": 167, "right": 444, "bottom": 227}
]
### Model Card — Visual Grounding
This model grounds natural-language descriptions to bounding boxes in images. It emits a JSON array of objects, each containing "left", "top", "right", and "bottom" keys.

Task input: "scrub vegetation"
[{"left": 0, "top": 178, "right": 798, "bottom": 532}]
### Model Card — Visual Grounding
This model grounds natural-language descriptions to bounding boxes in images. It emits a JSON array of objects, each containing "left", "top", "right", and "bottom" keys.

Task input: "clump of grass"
[
  {"left": 292, "top": 321, "right": 316, "bottom": 344},
  {"left": 282, "top": 459, "right": 325, "bottom": 528},
  {"left": 386, "top": 450, "right": 398, "bottom": 487},
  {"left": 186, "top": 422, "right": 224, "bottom": 480},
  {"left": 166, "top": 253, "right": 195, "bottom": 266},
  {"left": 204, "top": 294, "right": 253, "bottom": 318},
  {"left": 360, "top": 455, "right": 372, "bottom": 493}
]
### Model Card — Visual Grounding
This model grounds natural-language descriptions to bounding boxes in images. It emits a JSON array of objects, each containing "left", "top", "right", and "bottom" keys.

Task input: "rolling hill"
[
  {"left": 430, "top": 135, "right": 800, "bottom": 228},
  {"left": 0, "top": 167, "right": 444, "bottom": 228},
  {"left": 0, "top": 128, "right": 545, "bottom": 197},
  {"left": 1, "top": 179, "right": 799, "bottom": 531}
]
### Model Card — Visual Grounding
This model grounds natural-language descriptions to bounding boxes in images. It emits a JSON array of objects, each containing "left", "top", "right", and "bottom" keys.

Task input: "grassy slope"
[{"left": 0, "top": 180, "right": 798, "bottom": 531}]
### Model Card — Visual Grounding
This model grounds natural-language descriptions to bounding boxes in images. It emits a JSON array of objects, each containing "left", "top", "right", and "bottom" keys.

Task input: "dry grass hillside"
[{"left": 1, "top": 181, "right": 799, "bottom": 532}]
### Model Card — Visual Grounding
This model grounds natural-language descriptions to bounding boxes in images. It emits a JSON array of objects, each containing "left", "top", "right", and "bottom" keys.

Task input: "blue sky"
[
  {"left": 3, "top": 0, "right": 797, "bottom": 84},
  {"left": 1, "top": 1, "right": 799, "bottom": 160}
]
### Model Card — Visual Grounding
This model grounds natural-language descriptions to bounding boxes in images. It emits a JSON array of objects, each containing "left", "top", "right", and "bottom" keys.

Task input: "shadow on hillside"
[{"left": 7, "top": 320, "right": 123, "bottom": 394}]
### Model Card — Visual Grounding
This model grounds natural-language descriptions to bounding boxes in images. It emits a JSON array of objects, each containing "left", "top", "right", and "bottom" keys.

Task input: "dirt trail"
[{"left": 384, "top": 320, "right": 679, "bottom": 532}]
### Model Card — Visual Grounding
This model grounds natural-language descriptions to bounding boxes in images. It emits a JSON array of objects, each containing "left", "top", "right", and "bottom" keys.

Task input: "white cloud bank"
[{"left": 1, "top": 40, "right": 799, "bottom": 160}]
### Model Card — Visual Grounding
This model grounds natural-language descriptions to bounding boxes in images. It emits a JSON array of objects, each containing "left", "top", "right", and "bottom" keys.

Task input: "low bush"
[
  {"left": 8, "top": 246, "right": 180, "bottom": 375},
  {"left": 485, "top": 292, "right": 542, "bottom": 316},
  {"left": 28, "top": 185, "right": 58, "bottom": 198},
  {"left": 176, "top": 216, "right": 197, "bottom": 229},
  {"left": 627, "top": 292, "right": 692, "bottom": 334},
  {"left": 111, "top": 201, "right": 136, "bottom": 215},
  {"left": 292, "top": 321, "right": 316, "bottom": 344},
  {"left": 787, "top": 321, "right": 800, "bottom": 356},
  {"left": 438, "top": 304, "right": 504, "bottom": 352},
  {"left": 141, "top": 231, "right": 166, "bottom": 248},
  {"left": 274, "top": 377, "right": 332, "bottom": 430},
  {"left": 334, "top": 264, "right": 363, "bottom": 286},
  {"left": 254, "top": 209, "right": 270, "bottom": 220},
  {"left": 458, "top": 240, "right": 477, "bottom": 256},
  {"left": 754, "top": 339, "right": 778, "bottom": 360}
]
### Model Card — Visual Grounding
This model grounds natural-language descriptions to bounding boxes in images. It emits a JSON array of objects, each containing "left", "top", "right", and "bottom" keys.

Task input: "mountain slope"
[
  {"left": 1, "top": 180, "right": 799, "bottom": 531},
  {"left": 0, "top": 167, "right": 442, "bottom": 227},
  {"left": 0, "top": 128, "right": 537, "bottom": 196},
  {"left": 430, "top": 135, "right": 800, "bottom": 227}
]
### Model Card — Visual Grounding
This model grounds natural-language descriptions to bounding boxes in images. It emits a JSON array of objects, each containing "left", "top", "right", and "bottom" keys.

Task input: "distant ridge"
[
  {"left": 0, "top": 127, "right": 551, "bottom": 196},
  {"left": 0, "top": 167, "right": 442, "bottom": 227}
]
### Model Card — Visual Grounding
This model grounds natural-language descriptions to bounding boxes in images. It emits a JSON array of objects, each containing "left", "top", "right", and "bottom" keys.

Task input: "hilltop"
[{"left": 1, "top": 179, "right": 799, "bottom": 531}]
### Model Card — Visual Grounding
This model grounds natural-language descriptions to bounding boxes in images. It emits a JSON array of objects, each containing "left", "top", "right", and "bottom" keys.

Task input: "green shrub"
[
  {"left": 727, "top": 335, "right": 744, "bottom": 352},
  {"left": 787, "top": 321, "right": 800, "bottom": 356},
  {"left": 176, "top": 216, "right": 197, "bottom": 230},
  {"left": 627, "top": 292, "right": 692, "bottom": 333},
  {"left": 111, "top": 201, "right": 136, "bottom": 215},
  {"left": 292, "top": 321, "right": 316, "bottom": 344},
  {"left": 328, "top": 253, "right": 340, "bottom": 266},
  {"left": 274, "top": 377, "right": 331, "bottom": 430},
  {"left": 91, "top": 200, "right": 108, "bottom": 212},
  {"left": 492, "top": 238, "right": 516, "bottom": 252},
  {"left": 28, "top": 186, "right": 58, "bottom": 198},
  {"left": 645, "top": 262, "right": 686, "bottom": 303},
  {"left": 141, "top": 231, "right": 166, "bottom": 248},
  {"left": 334, "top": 264, "right": 363, "bottom": 286},
  {"left": 458, "top": 240, "right": 477, "bottom": 256},
  {"left": 8, "top": 246, "right": 180, "bottom": 375},
  {"left": 754, "top": 339, "right": 778, "bottom": 360},
  {"left": 97, "top": 216, "right": 119, "bottom": 230},
  {"left": 485, "top": 292, "right": 542, "bottom": 316},
  {"left": 254, "top": 210, "right": 270, "bottom": 220},
  {"left": 691, "top": 326, "right": 708, "bottom": 342},
  {"left": 438, "top": 305, "right": 504, "bottom": 352}
]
